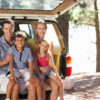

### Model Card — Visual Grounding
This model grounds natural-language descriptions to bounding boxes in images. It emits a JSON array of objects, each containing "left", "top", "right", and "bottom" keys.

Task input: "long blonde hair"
[{"left": 37, "top": 39, "right": 50, "bottom": 61}]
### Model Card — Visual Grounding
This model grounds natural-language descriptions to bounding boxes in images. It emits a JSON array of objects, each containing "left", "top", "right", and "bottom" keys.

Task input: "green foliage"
[{"left": 65, "top": 0, "right": 97, "bottom": 26}]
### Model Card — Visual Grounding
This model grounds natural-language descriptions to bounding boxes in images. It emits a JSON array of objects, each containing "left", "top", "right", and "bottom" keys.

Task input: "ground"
[
  {"left": 57, "top": 73, "right": 100, "bottom": 100},
  {"left": 0, "top": 73, "right": 100, "bottom": 100}
]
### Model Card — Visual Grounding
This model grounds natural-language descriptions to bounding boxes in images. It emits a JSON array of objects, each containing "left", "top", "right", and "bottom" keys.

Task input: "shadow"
[{"left": 65, "top": 73, "right": 100, "bottom": 99}]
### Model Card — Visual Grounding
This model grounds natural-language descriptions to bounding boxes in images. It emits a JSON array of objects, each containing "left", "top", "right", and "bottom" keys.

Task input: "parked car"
[{"left": 0, "top": 0, "right": 81, "bottom": 99}]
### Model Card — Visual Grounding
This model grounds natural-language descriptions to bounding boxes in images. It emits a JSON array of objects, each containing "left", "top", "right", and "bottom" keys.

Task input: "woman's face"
[{"left": 36, "top": 23, "right": 47, "bottom": 39}]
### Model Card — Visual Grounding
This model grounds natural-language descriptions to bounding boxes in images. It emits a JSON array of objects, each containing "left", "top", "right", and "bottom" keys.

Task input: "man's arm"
[{"left": 0, "top": 54, "right": 9, "bottom": 67}]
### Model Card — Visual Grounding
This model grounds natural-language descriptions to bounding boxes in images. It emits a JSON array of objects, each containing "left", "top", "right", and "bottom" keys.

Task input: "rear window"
[{"left": 0, "top": 0, "right": 64, "bottom": 10}]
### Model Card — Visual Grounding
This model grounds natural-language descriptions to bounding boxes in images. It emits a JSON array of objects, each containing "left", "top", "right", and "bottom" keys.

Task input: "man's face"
[{"left": 2, "top": 23, "right": 14, "bottom": 39}]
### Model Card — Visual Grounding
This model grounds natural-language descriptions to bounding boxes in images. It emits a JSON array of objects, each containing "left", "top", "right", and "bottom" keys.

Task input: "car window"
[
  {"left": 44, "top": 24, "right": 60, "bottom": 49},
  {"left": 19, "top": 24, "right": 34, "bottom": 38}
]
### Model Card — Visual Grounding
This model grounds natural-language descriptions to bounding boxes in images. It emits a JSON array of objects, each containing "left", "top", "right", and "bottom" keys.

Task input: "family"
[{"left": 0, "top": 19, "right": 64, "bottom": 100}]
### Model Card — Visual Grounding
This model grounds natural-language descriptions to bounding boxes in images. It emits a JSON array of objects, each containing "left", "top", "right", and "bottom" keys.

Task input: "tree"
[
  {"left": 57, "top": 0, "right": 100, "bottom": 72},
  {"left": 94, "top": 0, "right": 100, "bottom": 72}
]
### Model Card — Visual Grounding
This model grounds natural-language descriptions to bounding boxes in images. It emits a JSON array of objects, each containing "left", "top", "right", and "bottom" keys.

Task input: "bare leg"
[
  {"left": 45, "top": 79, "right": 59, "bottom": 100},
  {"left": 49, "top": 74, "right": 64, "bottom": 100},
  {"left": 6, "top": 80, "right": 15, "bottom": 99},
  {"left": 34, "top": 78, "right": 42, "bottom": 100},
  {"left": 27, "top": 84, "right": 36, "bottom": 100},
  {"left": 41, "top": 81, "right": 46, "bottom": 100},
  {"left": 11, "top": 83, "right": 19, "bottom": 100}
]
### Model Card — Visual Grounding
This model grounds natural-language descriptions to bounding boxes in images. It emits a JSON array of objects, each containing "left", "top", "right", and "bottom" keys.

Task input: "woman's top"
[{"left": 26, "top": 38, "right": 38, "bottom": 53}]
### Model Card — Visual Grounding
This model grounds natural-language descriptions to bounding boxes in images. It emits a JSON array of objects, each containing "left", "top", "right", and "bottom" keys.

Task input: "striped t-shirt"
[{"left": 8, "top": 45, "right": 33, "bottom": 69}]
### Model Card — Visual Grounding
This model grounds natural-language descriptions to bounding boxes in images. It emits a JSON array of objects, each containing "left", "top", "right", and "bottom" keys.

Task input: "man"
[{"left": 0, "top": 19, "right": 37, "bottom": 100}]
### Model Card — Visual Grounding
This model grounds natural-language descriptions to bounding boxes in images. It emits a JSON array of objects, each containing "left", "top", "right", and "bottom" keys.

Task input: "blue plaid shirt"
[{"left": 0, "top": 36, "right": 13, "bottom": 73}]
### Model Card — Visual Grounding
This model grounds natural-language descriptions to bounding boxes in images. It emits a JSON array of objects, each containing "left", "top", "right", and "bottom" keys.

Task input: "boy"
[{"left": 6, "top": 30, "right": 42, "bottom": 100}]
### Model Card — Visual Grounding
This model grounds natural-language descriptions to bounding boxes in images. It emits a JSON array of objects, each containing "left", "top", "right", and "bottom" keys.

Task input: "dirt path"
[{"left": 61, "top": 73, "right": 100, "bottom": 100}]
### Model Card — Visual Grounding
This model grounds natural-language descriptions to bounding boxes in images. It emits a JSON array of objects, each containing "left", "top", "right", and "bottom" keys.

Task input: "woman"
[{"left": 27, "top": 21, "right": 59, "bottom": 100}]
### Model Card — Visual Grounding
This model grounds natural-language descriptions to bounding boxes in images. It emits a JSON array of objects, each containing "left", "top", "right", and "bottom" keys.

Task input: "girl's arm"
[{"left": 49, "top": 56, "right": 59, "bottom": 76}]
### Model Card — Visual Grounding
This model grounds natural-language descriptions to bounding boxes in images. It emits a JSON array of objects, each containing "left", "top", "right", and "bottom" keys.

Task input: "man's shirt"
[{"left": 0, "top": 36, "right": 13, "bottom": 73}]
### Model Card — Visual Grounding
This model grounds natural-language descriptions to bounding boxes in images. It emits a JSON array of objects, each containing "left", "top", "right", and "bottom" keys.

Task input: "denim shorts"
[{"left": 43, "top": 70, "right": 53, "bottom": 78}]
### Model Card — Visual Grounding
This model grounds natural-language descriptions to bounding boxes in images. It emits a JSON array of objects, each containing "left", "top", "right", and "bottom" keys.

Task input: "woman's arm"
[
  {"left": 33, "top": 58, "right": 42, "bottom": 78},
  {"left": 28, "top": 60, "right": 34, "bottom": 79}
]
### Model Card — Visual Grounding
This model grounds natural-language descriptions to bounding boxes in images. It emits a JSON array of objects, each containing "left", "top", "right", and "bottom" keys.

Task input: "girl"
[
  {"left": 6, "top": 30, "right": 42, "bottom": 100},
  {"left": 27, "top": 21, "right": 59, "bottom": 100},
  {"left": 34, "top": 39, "right": 64, "bottom": 100}
]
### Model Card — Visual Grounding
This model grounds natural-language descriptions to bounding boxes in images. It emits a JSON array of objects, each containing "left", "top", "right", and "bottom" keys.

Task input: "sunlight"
[{"left": 69, "top": 24, "right": 96, "bottom": 73}]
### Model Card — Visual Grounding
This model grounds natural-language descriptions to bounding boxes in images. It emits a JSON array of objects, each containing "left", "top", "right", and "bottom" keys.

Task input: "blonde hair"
[
  {"left": 35, "top": 21, "right": 47, "bottom": 38},
  {"left": 37, "top": 39, "right": 50, "bottom": 60},
  {"left": 35, "top": 21, "right": 47, "bottom": 29}
]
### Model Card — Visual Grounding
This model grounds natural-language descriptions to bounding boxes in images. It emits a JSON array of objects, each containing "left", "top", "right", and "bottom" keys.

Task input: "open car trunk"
[{"left": 0, "top": 0, "right": 82, "bottom": 96}]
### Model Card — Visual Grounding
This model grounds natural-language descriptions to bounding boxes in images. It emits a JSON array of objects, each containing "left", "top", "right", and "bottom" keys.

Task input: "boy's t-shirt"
[{"left": 8, "top": 45, "right": 33, "bottom": 69}]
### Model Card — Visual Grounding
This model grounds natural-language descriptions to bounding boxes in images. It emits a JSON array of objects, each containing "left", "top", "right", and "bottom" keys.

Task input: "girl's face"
[
  {"left": 14, "top": 37, "right": 25, "bottom": 48},
  {"left": 39, "top": 41, "right": 49, "bottom": 53},
  {"left": 36, "top": 23, "right": 47, "bottom": 39}
]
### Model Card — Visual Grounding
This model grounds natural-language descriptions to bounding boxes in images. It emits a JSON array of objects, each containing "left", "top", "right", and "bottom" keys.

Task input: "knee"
[
  {"left": 27, "top": 84, "right": 36, "bottom": 92},
  {"left": 13, "top": 82, "right": 20, "bottom": 91},
  {"left": 51, "top": 83, "right": 59, "bottom": 92},
  {"left": 59, "top": 80, "right": 63, "bottom": 88},
  {"left": 8, "top": 80, "right": 15, "bottom": 86},
  {"left": 35, "top": 79, "right": 41, "bottom": 87}
]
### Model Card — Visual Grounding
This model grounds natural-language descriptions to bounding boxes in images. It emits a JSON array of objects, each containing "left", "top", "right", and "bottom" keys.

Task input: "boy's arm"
[{"left": 9, "top": 54, "right": 14, "bottom": 76}]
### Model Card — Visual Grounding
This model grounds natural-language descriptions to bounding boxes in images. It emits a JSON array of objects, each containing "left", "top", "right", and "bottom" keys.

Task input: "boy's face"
[{"left": 14, "top": 37, "right": 25, "bottom": 48}]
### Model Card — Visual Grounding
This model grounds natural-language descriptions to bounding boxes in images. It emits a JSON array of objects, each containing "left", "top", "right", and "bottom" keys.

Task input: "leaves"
[{"left": 65, "top": 0, "right": 99, "bottom": 26}]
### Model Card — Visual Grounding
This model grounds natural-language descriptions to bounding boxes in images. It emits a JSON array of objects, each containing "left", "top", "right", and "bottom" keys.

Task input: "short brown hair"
[{"left": 2, "top": 18, "right": 15, "bottom": 28}]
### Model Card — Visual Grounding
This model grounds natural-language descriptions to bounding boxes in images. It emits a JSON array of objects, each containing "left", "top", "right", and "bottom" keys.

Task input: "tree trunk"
[
  {"left": 57, "top": 14, "right": 69, "bottom": 53},
  {"left": 94, "top": 0, "right": 100, "bottom": 72}
]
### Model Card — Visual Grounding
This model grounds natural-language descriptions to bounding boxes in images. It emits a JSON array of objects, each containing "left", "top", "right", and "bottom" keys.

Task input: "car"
[{"left": 0, "top": 0, "right": 82, "bottom": 99}]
